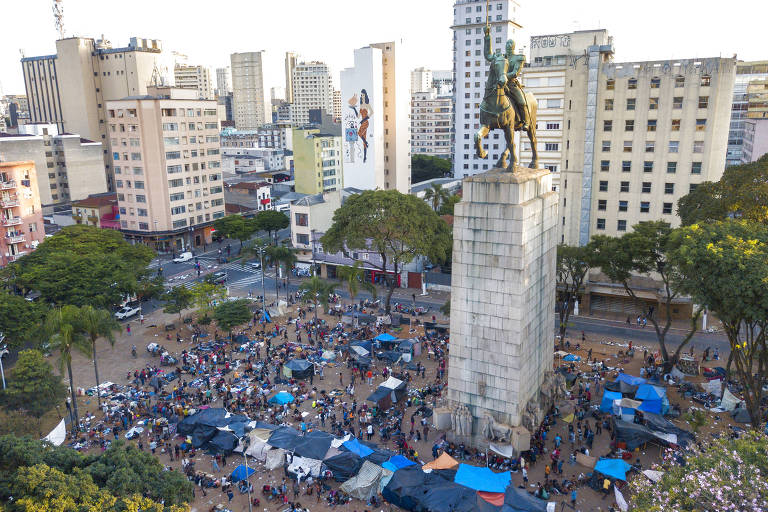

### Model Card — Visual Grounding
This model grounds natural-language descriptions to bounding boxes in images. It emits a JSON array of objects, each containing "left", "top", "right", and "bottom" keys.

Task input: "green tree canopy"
[
  {"left": 255, "top": 210, "right": 290, "bottom": 241},
  {"left": 80, "top": 306, "right": 121, "bottom": 410},
  {"left": 189, "top": 281, "right": 226, "bottom": 314},
  {"left": 555, "top": 243, "right": 595, "bottom": 344},
  {"left": 162, "top": 286, "right": 195, "bottom": 321},
  {"left": 411, "top": 155, "right": 451, "bottom": 183},
  {"left": 423, "top": 183, "right": 450, "bottom": 211},
  {"left": 213, "top": 214, "right": 257, "bottom": 252},
  {"left": 438, "top": 193, "right": 461, "bottom": 216},
  {"left": 669, "top": 220, "right": 768, "bottom": 426},
  {"left": 213, "top": 299, "right": 251, "bottom": 336},
  {"left": 321, "top": 190, "right": 451, "bottom": 313},
  {"left": 5, "top": 225, "right": 154, "bottom": 308},
  {"left": 0, "top": 350, "right": 66, "bottom": 422},
  {"left": 677, "top": 153, "right": 768, "bottom": 225},
  {"left": 299, "top": 276, "right": 338, "bottom": 328},
  {"left": 336, "top": 262, "right": 375, "bottom": 304},
  {"left": 0, "top": 292, "right": 45, "bottom": 349}
]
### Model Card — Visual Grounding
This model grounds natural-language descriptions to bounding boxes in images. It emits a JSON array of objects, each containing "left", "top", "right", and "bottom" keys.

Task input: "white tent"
[
  {"left": 43, "top": 419, "right": 66, "bottom": 446},
  {"left": 643, "top": 469, "right": 665, "bottom": 483},
  {"left": 720, "top": 388, "right": 744, "bottom": 411},
  {"left": 703, "top": 379, "right": 723, "bottom": 398},
  {"left": 381, "top": 376, "right": 404, "bottom": 389},
  {"left": 340, "top": 461, "right": 385, "bottom": 500},
  {"left": 287, "top": 455, "right": 323, "bottom": 478},
  {"left": 265, "top": 448, "right": 286, "bottom": 470},
  {"left": 245, "top": 440, "right": 270, "bottom": 461}
]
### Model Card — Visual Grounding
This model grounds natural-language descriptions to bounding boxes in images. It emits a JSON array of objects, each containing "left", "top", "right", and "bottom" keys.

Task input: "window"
[
  {"left": 600, "top": 160, "right": 610, "bottom": 172},
  {"left": 165, "top": 151, "right": 181, "bottom": 159},
  {"left": 671, "top": 119, "right": 681, "bottom": 131},
  {"left": 617, "top": 220, "right": 627, "bottom": 231},
  {"left": 640, "top": 201, "right": 650, "bottom": 213},
  {"left": 546, "top": 99, "right": 562, "bottom": 109},
  {"left": 623, "top": 141, "right": 633, "bottom": 153},
  {"left": 135, "top": 195, "right": 146, "bottom": 203},
  {"left": 170, "top": 206, "right": 186, "bottom": 215},
  {"left": 675, "top": 75, "right": 685, "bottom": 87},
  {"left": 605, "top": 99, "right": 614, "bottom": 111},
  {"left": 168, "top": 178, "right": 184, "bottom": 188},
  {"left": 647, "top": 120, "right": 657, "bottom": 132},
  {"left": 115, "top": 180, "right": 123, "bottom": 188},
  {"left": 297, "top": 234, "right": 310, "bottom": 245},
  {"left": 664, "top": 183, "right": 675, "bottom": 194},
  {"left": 649, "top": 97, "right": 659, "bottom": 110},
  {"left": 606, "top": 79, "right": 615, "bottom": 90},
  {"left": 642, "top": 182, "right": 652, "bottom": 193},
  {"left": 137, "top": 209, "right": 148, "bottom": 217},
  {"left": 669, "top": 141, "right": 679, "bottom": 153},
  {"left": 599, "top": 180, "right": 608, "bottom": 192},
  {"left": 169, "top": 192, "right": 184, "bottom": 201},
  {"left": 544, "top": 143, "right": 560, "bottom": 151},
  {"left": 691, "top": 162, "right": 702, "bottom": 174},
  {"left": 294, "top": 213, "right": 308, "bottom": 227},
  {"left": 625, "top": 120, "right": 634, "bottom": 131},
  {"left": 164, "top": 137, "right": 179, "bottom": 145},
  {"left": 167, "top": 165, "right": 182, "bottom": 174},
  {"left": 696, "top": 119, "right": 706, "bottom": 131},
  {"left": 596, "top": 218, "right": 606, "bottom": 230},
  {"left": 701, "top": 75, "right": 711, "bottom": 86},
  {"left": 673, "top": 97, "right": 683, "bottom": 109},
  {"left": 603, "top": 120, "right": 613, "bottom": 132},
  {"left": 650, "top": 77, "right": 660, "bottom": 89},
  {"left": 662, "top": 203, "right": 673, "bottom": 214},
  {"left": 693, "top": 141, "right": 704, "bottom": 153},
  {"left": 644, "top": 161, "right": 654, "bottom": 172},
  {"left": 667, "top": 162, "right": 677, "bottom": 173},
  {"left": 546, "top": 122, "right": 561, "bottom": 130},
  {"left": 626, "top": 98, "right": 636, "bottom": 111},
  {"left": 172, "top": 219, "right": 187, "bottom": 229},
  {"left": 698, "top": 96, "right": 709, "bottom": 109},
  {"left": 645, "top": 141, "right": 655, "bottom": 153},
  {"left": 598, "top": 199, "right": 607, "bottom": 210},
  {"left": 618, "top": 200, "right": 628, "bottom": 212},
  {"left": 602, "top": 141, "right": 611, "bottom": 152},
  {"left": 620, "top": 181, "right": 630, "bottom": 193},
  {"left": 628, "top": 78, "right": 637, "bottom": 90},
  {"left": 622, "top": 161, "right": 631, "bottom": 172}
]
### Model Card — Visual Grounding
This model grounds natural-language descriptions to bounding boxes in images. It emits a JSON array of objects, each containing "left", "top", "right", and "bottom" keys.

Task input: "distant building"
[
  {"left": 743, "top": 118, "right": 768, "bottom": 162},
  {"left": 431, "top": 70, "right": 453, "bottom": 95},
  {"left": 332, "top": 90, "right": 342, "bottom": 121},
  {"left": 0, "top": 123, "right": 108, "bottom": 210},
  {"left": 291, "top": 61, "right": 334, "bottom": 126},
  {"left": 71, "top": 192, "right": 120, "bottom": 230},
  {"left": 285, "top": 52, "right": 297, "bottom": 104},
  {"left": 231, "top": 51, "right": 266, "bottom": 129},
  {"left": 0, "top": 161, "right": 45, "bottom": 267},
  {"left": 226, "top": 181, "right": 273, "bottom": 211},
  {"left": 174, "top": 63, "right": 214, "bottom": 99},
  {"left": 292, "top": 127, "right": 342, "bottom": 194},
  {"left": 727, "top": 61, "right": 768, "bottom": 166},
  {"left": 340, "top": 41, "right": 410, "bottom": 193},
  {"left": 220, "top": 124, "right": 291, "bottom": 151},
  {"left": 411, "top": 67, "right": 433, "bottom": 93},
  {"left": 411, "top": 89, "right": 453, "bottom": 160},
  {"left": 221, "top": 147, "right": 285, "bottom": 174},
  {"left": 216, "top": 66, "right": 231, "bottom": 97},
  {"left": 106, "top": 87, "right": 225, "bottom": 251}
]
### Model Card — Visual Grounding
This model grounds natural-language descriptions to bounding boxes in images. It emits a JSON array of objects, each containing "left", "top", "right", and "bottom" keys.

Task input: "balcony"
[
  {"left": 5, "top": 234, "right": 25, "bottom": 244},
  {"left": 2, "top": 217, "right": 22, "bottom": 227},
  {"left": 0, "top": 180, "right": 16, "bottom": 190},
  {"left": 0, "top": 196, "right": 19, "bottom": 208},
  {"left": 9, "top": 251, "right": 28, "bottom": 262}
]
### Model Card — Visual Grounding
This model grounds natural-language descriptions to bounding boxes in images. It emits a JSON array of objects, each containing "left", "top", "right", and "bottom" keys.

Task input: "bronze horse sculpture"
[{"left": 474, "top": 27, "right": 538, "bottom": 171}]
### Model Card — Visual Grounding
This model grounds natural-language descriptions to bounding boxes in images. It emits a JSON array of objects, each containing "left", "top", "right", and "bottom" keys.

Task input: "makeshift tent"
[
  {"left": 374, "top": 333, "right": 397, "bottom": 342},
  {"left": 230, "top": 464, "right": 255, "bottom": 482},
  {"left": 604, "top": 380, "right": 640, "bottom": 396},
  {"left": 635, "top": 384, "right": 668, "bottom": 415},
  {"left": 642, "top": 413, "right": 694, "bottom": 447},
  {"left": 382, "top": 466, "right": 476, "bottom": 512},
  {"left": 287, "top": 455, "right": 323, "bottom": 478},
  {"left": 342, "top": 437, "right": 374, "bottom": 458},
  {"left": 292, "top": 431, "right": 334, "bottom": 460},
  {"left": 643, "top": 470, "right": 664, "bottom": 483},
  {"left": 244, "top": 439, "right": 269, "bottom": 461},
  {"left": 283, "top": 359, "right": 314, "bottom": 379},
  {"left": 732, "top": 408, "right": 751, "bottom": 424},
  {"left": 351, "top": 345, "right": 369, "bottom": 357},
  {"left": 720, "top": 388, "right": 745, "bottom": 411},
  {"left": 600, "top": 390, "right": 622, "bottom": 412},
  {"left": 176, "top": 408, "right": 250, "bottom": 452},
  {"left": 361, "top": 442, "right": 396, "bottom": 465},
  {"left": 340, "top": 461, "right": 387, "bottom": 500},
  {"left": 268, "top": 391, "right": 295, "bottom": 405},
  {"left": 594, "top": 458, "right": 633, "bottom": 481},
  {"left": 323, "top": 451, "right": 364, "bottom": 482},
  {"left": 382, "top": 454, "right": 416, "bottom": 472},
  {"left": 377, "top": 350, "right": 403, "bottom": 363},
  {"left": 502, "top": 485, "right": 549, "bottom": 512},
  {"left": 454, "top": 464, "right": 511, "bottom": 493},
  {"left": 616, "top": 373, "right": 646, "bottom": 386},
  {"left": 266, "top": 426, "right": 301, "bottom": 451},
  {"left": 612, "top": 397, "right": 642, "bottom": 422},
  {"left": 614, "top": 420, "right": 675, "bottom": 450},
  {"left": 264, "top": 448, "right": 286, "bottom": 470},
  {"left": 351, "top": 340, "right": 373, "bottom": 353},
  {"left": 367, "top": 377, "right": 407, "bottom": 408},
  {"left": 43, "top": 419, "right": 66, "bottom": 446},
  {"left": 321, "top": 350, "right": 336, "bottom": 361},
  {"left": 563, "top": 354, "right": 581, "bottom": 362}
]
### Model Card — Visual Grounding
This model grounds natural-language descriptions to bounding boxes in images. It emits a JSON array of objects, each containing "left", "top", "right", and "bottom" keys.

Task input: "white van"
[{"left": 172, "top": 251, "right": 193, "bottom": 263}]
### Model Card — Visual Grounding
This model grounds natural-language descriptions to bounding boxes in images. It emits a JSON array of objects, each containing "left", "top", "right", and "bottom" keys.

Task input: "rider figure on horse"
[{"left": 483, "top": 25, "right": 530, "bottom": 131}]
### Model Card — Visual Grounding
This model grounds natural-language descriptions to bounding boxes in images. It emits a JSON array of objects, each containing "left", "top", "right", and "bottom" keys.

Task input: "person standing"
[{"left": 126, "top": 323, "right": 131, "bottom": 336}]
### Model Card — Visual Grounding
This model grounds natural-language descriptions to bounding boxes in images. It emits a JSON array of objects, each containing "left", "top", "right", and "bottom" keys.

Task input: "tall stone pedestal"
[{"left": 447, "top": 167, "right": 557, "bottom": 445}]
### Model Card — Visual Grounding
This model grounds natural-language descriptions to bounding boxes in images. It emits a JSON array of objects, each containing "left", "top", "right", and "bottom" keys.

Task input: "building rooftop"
[
  {"left": 227, "top": 181, "right": 271, "bottom": 191},
  {"left": 410, "top": 177, "right": 462, "bottom": 194},
  {"left": 72, "top": 192, "right": 118, "bottom": 208}
]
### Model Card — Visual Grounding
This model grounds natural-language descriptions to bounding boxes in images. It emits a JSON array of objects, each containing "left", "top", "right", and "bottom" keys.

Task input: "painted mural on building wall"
[{"left": 343, "top": 89, "right": 374, "bottom": 164}]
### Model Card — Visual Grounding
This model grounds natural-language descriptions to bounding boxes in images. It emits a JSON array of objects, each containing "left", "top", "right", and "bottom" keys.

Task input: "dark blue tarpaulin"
[
  {"left": 230, "top": 464, "right": 255, "bottom": 482},
  {"left": 342, "top": 437, "right": 374, "bottom": 458},
  {"left": 616, "top": 373, "right": 646, "bottom": 386},
  {"left": 454, "top": 464, "right": 511, "bottom": 493},
  {"left": 267, "top": 426, "right": 301, "bottom": 451}
]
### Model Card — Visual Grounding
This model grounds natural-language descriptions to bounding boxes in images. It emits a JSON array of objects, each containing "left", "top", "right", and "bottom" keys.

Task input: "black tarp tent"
[
  {"left": 382, "top": 465, "right": 476, "bottom": 512},
  {"left": 642, "top": 413, "right": 694, "bottom": 447},
  {"left": 604, "top": 380, "right": 639, "bottom": 395},
  {"left": 283, "top": 359, "right": 314, "bottom": 379},
  {"left": 292, "top": 430, "right": 334, "bottom": 460},
  {"left": 266, "top": 426, "right": 302, "bottom": 451},
  {"left": 323, "top": 451, "right": 364, "bottom": 482},
  {"left": 176, "top": 408, "right": 251, "bottom": 453}
]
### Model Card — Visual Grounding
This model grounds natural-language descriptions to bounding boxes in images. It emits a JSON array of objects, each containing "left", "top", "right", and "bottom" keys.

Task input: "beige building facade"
[
  {"left": 290, "top": 61, "right": 334, "bottom": 125},
  {"left": 106, "top": 87, "right": 225, "bottom": 251},
  {"left": 174, "top": 64, "right": 214, "bottom": 100},
  {"left": 231, "top": 52, "right": 266, "bottom": 130},
  {"left": 285, "top": 52, "right": 297, "bottom": 104},
  {"left": 0, "top": 161, "right": 45, "bottom": 267},
  {"left": 411, "top": 89, "right": 453, "bottom": 160}
]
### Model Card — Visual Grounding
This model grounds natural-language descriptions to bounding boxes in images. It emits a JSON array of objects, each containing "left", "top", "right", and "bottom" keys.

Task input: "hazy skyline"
[{"left": 1, "top": 0, "right": 764, "bottom": 97}]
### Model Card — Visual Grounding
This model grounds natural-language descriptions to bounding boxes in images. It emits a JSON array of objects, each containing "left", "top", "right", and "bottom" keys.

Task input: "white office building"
[
  {"left": 291, "top": 61, "right": 334, "bottom": 125},
  {"left": 174, "top": 64, "right": 214, "bottom": 100},
  {"left": 216, "top": 67, "right": 231, "bottom": 97}
]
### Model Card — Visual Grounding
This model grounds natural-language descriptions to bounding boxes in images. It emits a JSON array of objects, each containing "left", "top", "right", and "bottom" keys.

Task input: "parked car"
[
  {"left": 114, "top": 304, "right": 140, "bottom": 320},
  {"left": 210, "top": 271, "right": 228, "bottom": 284},
  {"left": 247, "top": 260, "right": 261, "bottom": 270},
  {"left": 172, "top": 251, "right": 193, "bottom": 263}
]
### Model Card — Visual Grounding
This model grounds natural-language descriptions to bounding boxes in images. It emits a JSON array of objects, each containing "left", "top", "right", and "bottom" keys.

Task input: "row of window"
[
  {"left": 605, "top": 96, "right": 708, "bottom": 111},
  {"left": 597, "top": 199, "right": 686, "bottom": 214},
  {"left": 597, "top": 180, "right": 692, "bottom": 194},
  {"left": 606, "top": 75, "right": 711, "bottom": 90},
  {"left": 602, "top": 140, "right": 705, "bottom": 153},
  {"left": 603, "top": 118, "right": 706, "bottom": 132},
  {"left": 115, "top": 180, "right": 144, "bottom": 189},
  {"left": 600, "top": 160, "right": 702, "bottom": 174}
]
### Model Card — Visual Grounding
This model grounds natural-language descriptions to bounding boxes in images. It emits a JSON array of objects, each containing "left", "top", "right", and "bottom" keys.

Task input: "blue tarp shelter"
[
  {"left": 230, "top": 464, "right": 255, "bottom": 482},
  {"left": 616, "top": 373, "right": 646, "bottom": 386},
  {"left": 454, "top": 464, "right": 511, "bottom": 493},
  {"left": 261, "top": 310, "right": 271, "bottom": 323},
  {"left": 382, "top": 454, "right": 417, "bottom": 472},
  {"left": 374, "top": 333, "right": 397, "bottom": 342},
  {"left": 635, "top": 384, "right": 667, "bottom": 414},
  {"left": 342, "top": 437, "right": 374, "bottom": 458},
  {"left": 600, "top": 390, "right": 622, "bottom": 413},
  {"left": 594, "top": 458, "right": 633, "bottom": 481},
  {"left": 268, "top": 391, "right": 295, "bottom": 405},
  {"left": 563, "top": 354, "right": 581, "bottom": 361}
]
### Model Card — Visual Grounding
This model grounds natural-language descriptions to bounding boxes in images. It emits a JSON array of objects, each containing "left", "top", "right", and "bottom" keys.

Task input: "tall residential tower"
[{"left": 231, "top": 52, "right": 266, "bottom": 130}]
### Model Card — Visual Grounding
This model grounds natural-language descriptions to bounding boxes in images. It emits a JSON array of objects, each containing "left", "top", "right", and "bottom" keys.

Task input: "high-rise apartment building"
[
  {"left": 340, "top": 41, "right": 410, "bottom": 193},
  {"left": 0, "top": 123, "right": 108, "bottom": 210},
  {"left": 332, "top": 90, "right": 342, "bottom": 121},
  {"left": 231, "top": 52, "right": 266, "bottom": 130},
  {"left": 105, "top": 87, "right": 225, "bottom": 250},
  {"left": 174, "top": 64, "right": 214, "bottom": 100},
  {"left": 452, "top": 0, "right": 522, "bottom": 178},
  {"left": 0, "top": 161, "right": 45, "bottom": 267},
  {"left": 726, "top": 61, "right": 768, "bottom": 166},
  {"left": 292, "top": 127, "right": 343, "bottom": 194},
  {"left": 21, "top": 36, "right": 172, "bottom": 189},
  {"left": 285, "top": 52, "right": 297, "bottom": 103},
  {"left": 291, "top": 61, "right": 334, "bottom": 125},
  {"left": 432, "top": 70, "right": 454, "bottom": 95},
  {"left": 411, "top": 67, "right": 433, "bottom": 93},
  {"left": 411, "top": 89, "right": 453, "bottom": 159},
  {"left": 215, "top": 67, "right": 231, "bottom": 97}
]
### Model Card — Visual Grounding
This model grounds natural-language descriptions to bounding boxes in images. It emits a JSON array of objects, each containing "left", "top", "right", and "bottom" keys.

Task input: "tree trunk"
[
  {"left": 384, "top": 276, "right": 396, "bottom": 315},
  {"left": 92, "top": 338, "right": 102, "bottom": 409},
  {"left": 67, "top": 358, "right": 79, "bottom": 434},
  {"left": 274, "top": 264, "right": 280, "bottom": 299}
]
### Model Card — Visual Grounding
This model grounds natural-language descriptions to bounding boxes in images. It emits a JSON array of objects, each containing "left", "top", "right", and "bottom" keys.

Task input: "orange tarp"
[
  {"left": 422, "top": 452, "right": 459, "bottom": 471},
  {"left": 478, "top": 491, "right": 505, "bottom": 506}
]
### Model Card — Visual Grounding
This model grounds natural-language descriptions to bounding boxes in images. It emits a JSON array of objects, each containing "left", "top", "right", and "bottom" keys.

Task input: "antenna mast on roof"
[{"left": 53, "top": 0, "right": 65, "bottom": 39}]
